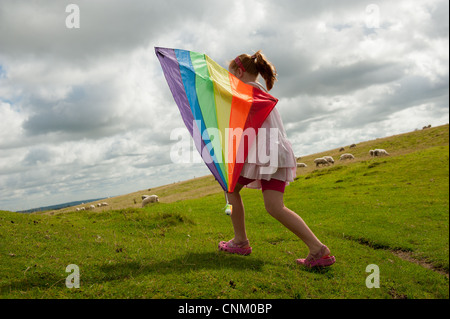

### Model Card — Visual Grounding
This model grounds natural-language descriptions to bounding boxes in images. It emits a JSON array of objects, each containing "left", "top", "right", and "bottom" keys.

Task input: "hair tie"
[{"left": 234, "top": 57, "right": 246, "bottom": 73}]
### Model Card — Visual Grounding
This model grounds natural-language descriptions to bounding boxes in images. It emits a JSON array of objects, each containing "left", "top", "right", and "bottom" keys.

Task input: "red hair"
[{"left": 229, "top": 50, "right": 277, "bottom": 91}]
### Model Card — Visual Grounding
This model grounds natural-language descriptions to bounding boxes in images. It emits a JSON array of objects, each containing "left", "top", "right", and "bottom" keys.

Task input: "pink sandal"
[
  {"left": 296, "top": 245, "right": 336, "bottom": 268},
  {"left": 218, "top": 239, "right": 252, "bottom": 256}
]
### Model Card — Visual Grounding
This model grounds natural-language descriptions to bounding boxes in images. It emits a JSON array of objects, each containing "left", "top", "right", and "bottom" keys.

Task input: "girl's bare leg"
[
  {"left": 262, "top": 189, "right": 327, "bottom": 255},
  {"left": 226, "top": 183, "right": 250, "bottom": 246}
]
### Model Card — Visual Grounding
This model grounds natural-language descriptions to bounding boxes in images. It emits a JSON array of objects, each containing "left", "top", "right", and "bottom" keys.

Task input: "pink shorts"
[{"left": 237, "top": 176, "right": 286, "bottom": 193}]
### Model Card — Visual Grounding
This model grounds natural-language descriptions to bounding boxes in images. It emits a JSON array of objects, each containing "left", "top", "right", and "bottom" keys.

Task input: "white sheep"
[
  {"left": 142, "top": 195, "right": 159, "bottom": 207},
  {"left": 101, "top": 202, "right": 108, "bottom": 206},
  {"left": 76, "top": 208, "right": 80, "bottom": 211},
  {"left": 340, "top": 153, "right": 355, "bottom": 160},
  {"left": 89, "top": 205, "right": 95, "bottom": 210},
  {"left": 97, "top": 203, "right": 102, "bottom": 207},
  {"left": 323, "top": 156, "right": 335, "bottom": 164},
  {"left": 373, "top": 149, "right": 389, "bottom": 156},
  {"left": 314, "top": 157, "right": 329, "bottom": 167},
  {"left": 296, "top": 163, "right": 307, "bottom": 168}
]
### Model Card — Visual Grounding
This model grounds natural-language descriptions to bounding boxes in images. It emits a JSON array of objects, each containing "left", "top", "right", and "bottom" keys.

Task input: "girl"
[{"left": 218, "top": 51, "right": 335, "bottom": 268}]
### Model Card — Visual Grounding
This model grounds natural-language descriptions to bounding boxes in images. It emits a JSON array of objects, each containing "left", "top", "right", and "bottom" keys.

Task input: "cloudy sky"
[{"left": 0, "top": 0, "right": 448, "bottom": 211}]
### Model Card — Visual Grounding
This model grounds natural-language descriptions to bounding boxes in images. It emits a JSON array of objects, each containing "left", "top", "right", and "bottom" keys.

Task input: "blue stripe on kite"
[{"left": 174, "top": 49, "right": 227, "bottom": 189}]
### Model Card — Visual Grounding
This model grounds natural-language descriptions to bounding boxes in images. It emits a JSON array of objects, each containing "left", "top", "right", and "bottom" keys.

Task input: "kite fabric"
[{"left": 155, "top": 47, "right": 278, "bottom": 193}]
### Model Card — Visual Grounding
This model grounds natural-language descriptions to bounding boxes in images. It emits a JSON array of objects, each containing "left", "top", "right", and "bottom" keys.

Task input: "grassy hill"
[{"left": 1, "top": 124, "right": 448, "bottom": 299}]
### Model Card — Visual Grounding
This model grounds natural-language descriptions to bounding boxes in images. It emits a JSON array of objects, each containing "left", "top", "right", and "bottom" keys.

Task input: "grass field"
[{"left": 1, "top": 124, "right": 448, "bottom": 299}]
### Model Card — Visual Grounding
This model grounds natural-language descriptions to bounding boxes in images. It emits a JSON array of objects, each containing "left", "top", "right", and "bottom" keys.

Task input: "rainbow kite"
[{"left": 155, "top": 47, "right": 278, "bottom": 193}]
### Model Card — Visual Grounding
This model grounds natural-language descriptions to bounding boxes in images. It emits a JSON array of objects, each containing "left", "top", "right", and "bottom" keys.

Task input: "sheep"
[
  {"left": 370, "top": 149, "right": 387, "bottom": 156},
  {"left": 89, "top": 205, "right": 95, "bottom": 210},
  {"left": 350, "top": 144, "right": 357, "bottom": 148},
  {"left": 76, "top": 208, "right": 80, "bottom": 211},
  {"left": 296, "top": 163, "right": 307, "bottom": 168},
  {"left": 142, "top": 195, "right": 150, "bottom": 200},
  {"left": 339, "top": 147, "right": 345, "bottom": 152},
  {"left": 97, "top": 203, "right": 102, "bottom": 207},
  {"left": 340, "top": 153, "right": 355, "bottom": 160},
  {"left": 323, "top": 156, "right": 335, "bottom": 164},
  {"left": 142, "top": 195, "right": 159, "bottom": 207},
  {"left": 101, "top": 202, "right": 108, "bottom": 207},
  {"left": 314, "top": 157, "right": 329, "bottom": 167},
  {"left": 373, "top": 149, "right": 389, "bottom": 156}
]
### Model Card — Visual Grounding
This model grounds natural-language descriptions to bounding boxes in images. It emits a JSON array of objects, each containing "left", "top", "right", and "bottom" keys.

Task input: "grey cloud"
[
  {"left": 265, "top": 0, "right": 368, "bottom": 21},
  {"left": 284, "top": 113, "right": 336, "bottom": 137},
  {"left": 336, "top": 75, "right": 449, "bottom": 129},
  {"left": 380, "top": 75, "right": 449, "bottom": 110},
  {"left": 416, "top": 1, "right": 449, "bottom": 39},
  {"left": 0, "top": 0, "right": 213, "bottom": 65},
  {"left": 277, "top": 60, "right": 406, "bottom": 98},
  {"left": 132, "top": 152, "right": 172, "bottom": 169},
  {"left": 22, "top": 82, "right": 124, "bottom": 137},
  {"left": 22, "top": 147, "right": 54, "bottom": 166}
]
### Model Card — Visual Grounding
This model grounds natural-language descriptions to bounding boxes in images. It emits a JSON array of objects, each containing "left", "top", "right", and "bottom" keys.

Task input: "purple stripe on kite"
[
  {"left": 155, "top": 47, "right": 226, "bottom": 191},
  {"left": 175, "top": 49, "right": 227, "bottom": 189}
]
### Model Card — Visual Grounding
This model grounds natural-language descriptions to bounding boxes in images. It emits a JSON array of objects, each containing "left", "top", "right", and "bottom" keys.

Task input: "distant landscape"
[{"left": 17, "top": 198, "right": 108, "bottom": 214}]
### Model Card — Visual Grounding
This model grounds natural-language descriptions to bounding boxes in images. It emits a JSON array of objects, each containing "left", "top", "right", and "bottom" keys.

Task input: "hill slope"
[
  {"left": 43, "top": 124, "right": 449, "bottom": 214},
  {"left": 1, "top": 124, "right": 448, "bottom": 299}
]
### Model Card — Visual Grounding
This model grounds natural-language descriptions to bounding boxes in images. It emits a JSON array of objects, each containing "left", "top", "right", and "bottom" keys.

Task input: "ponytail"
[
  {"left": 229, "top": 50, "right": 277, "bottom": 91},
  {"left": 253, "top": 50, "right": 277, "bottom": 91}
]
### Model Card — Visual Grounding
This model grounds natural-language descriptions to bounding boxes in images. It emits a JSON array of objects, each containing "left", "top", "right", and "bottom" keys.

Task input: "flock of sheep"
[
  {"left": 73, "top": 194, "right": 160, "bottom": 213},
  {"left": 75, "top": 202, "right": 109, "bottom": 211},
  {"left": 297, "top": 147, "right": 390, "bottom": 168},
  {"left": 139, "top": 146, "right": 391, "bottom": 207},
  {"left": 73, "top": 144, "right": 394, "bottom": 213}
]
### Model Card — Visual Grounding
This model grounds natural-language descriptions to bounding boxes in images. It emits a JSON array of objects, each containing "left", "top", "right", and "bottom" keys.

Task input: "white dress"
[{"left": 239, "top": 81, "right": 297, "bottom": 189}]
